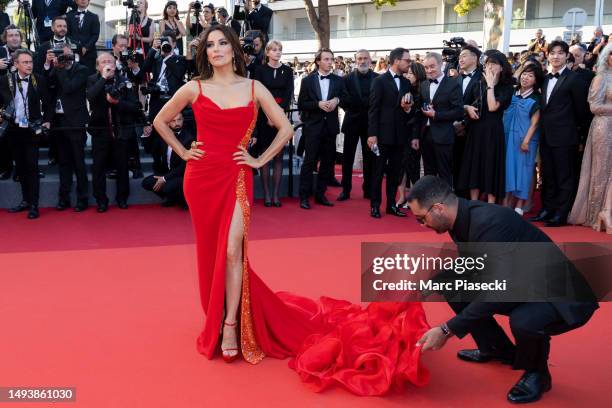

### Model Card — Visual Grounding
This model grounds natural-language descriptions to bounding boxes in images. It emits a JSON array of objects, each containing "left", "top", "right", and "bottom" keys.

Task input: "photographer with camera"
[
  {"left": 243, "top": 29, "right": 264, "bottom": 78},
  {"left": 32, "top": 0, "right": 76, "bottom": 43},
  {"left": 216, "top": 7, "right": 241, "bottom": 37},
  {"left": 1, "top": 25, "right": 25, "bottom": 77},
  {"left": 0, "top": 49, "right": 53, "bottom": 219},
  {"left": 87, "top": 52, "right": 143, "bottom": 212},
  {"left": 141, "top": 29, "right": 186, "bottom": 173},
  {"left": 35, "top": 16, "right": 78, "bottom": 75},
  {"left": 66, "top": 0, "right": 100, "bottom": 75},
  {"left": 186, "top": 2, "right": 215, "bottom": 39},
  {"left": 528, "top": 29, "right": 548, "bottom": 56},
  {"left": 244, "top": 0, "right": 272, "bottom": 43},
  {"left": 111, "top": 34, "right": 143, "bottom": 85},
  {"left": 44, "top": 44, "right": 90, "bottom": 212}
]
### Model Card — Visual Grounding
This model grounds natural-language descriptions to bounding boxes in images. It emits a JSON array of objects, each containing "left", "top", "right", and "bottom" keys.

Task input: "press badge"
[
  {"left": 44, "top": 17, "right": 52, "bottom": 28},
  {"left": 19, "top": 117, "right": 28, "bottom": 128}
]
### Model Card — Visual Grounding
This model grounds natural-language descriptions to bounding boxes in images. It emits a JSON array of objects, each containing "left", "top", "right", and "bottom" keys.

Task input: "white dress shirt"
[
  {"left": 317, "top": 70, "right": 331, "bottom": 101},
  {"left": 429, "top": 73, "right": 445, "bottom": 100},
  {"left": 14, "top": 74, "right": 29, "bottom": 127},
  {"left": 388, "top": 67, "right": 400, "bottom": 90},
  {"left": 545, "top": 65, "right": 566, "bottom": 104},
  {"left": 462, "top": 70, "right": 476, "bottom": 94}
]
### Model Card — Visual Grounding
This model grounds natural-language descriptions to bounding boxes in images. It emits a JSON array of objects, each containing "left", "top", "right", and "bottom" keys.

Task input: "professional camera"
[
  {"left": 442, "top": 37, "right": 466, "bottom": 71},
  {"left": 105, "top": 77, "right": 132, "bottom": 100},
  {"left": 29, "top": 119, "right": 49, "bottom": 137},
  {"left": 0, "top": 103, "right": 15, "bottom": 139},
  {"left": 123, "top": 0, "right": 135, "bottom": 8},
  {"left": 119, "top": 48, "right": 143, "bottom": 65},
  {"left": 159, "top": 36, "right": 173, "bottom": 54},
  {"left": 192, "top": 0, "right": 202, "bottom": 11},
  {"left": 57, "top": 53, "right": 75, "bottom": 64}
]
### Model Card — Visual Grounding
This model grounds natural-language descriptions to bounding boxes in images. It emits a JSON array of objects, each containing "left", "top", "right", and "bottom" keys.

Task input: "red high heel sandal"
[{"left": 221, "top": 321, "right": 240, "bottom": 363}]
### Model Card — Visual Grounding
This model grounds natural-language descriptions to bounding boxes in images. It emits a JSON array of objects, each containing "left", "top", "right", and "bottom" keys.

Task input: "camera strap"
[{"left": 10, "top": 74, "right": 29, "bottom": 124}]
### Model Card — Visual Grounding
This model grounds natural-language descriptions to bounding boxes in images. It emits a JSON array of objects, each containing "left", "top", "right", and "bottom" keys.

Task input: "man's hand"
[
  {"left": 367, "top": 136, "right": 378, "bottom": 149},
  {"left": 127, "top": 59, "right": 139, "bottom": 71},
  {"left": 82, "top": 47, "right": 87, "bottom": 56},
  {"left": 106, "top": 94, "right": 119, "bottom": 104},
  {"left": 318, "top": 100, "right": 331, "bottom": 112},
  {"left": 411, "top": 139, "right": 419, "bottom": 150},
  {"left": 422, "top": 104, "right": 436, "bottom": 119},
  {"left": 42, "top": 122, "right": 51, "bottom": 129},
  {"left": 102, "top": 65, "right": 114, "bottom": 79},
  {"left": 400, "top": 97, "right": 413, "bottom": 112},
  {"left": 465, "top": 105, "right": 479, "bottom": 120},
  {"left": 0, "top": 58, "right": 8, "bottom": 70},
  {"left": 153, "top": 176, "right": 166, "bottom": 192},
  {"left": 45, "top": 49, "right": 57, "bottom": 66},
  {"left": 152, "top": 38, "right": 161, "bottom": 49},
  {"left": 416, "top": 327, "right": 449, "bottom": 351},
  {"left": 327, "top": 97, "right": 339, "bottom": 111}
]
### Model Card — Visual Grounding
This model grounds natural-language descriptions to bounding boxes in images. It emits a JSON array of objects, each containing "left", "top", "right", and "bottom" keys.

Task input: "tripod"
[{"left": 15, "top": 0, "right": 40, "bottom": 50}]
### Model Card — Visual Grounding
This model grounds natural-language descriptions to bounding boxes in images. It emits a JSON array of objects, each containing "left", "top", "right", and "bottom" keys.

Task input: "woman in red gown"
[{"left": 153, "top": 25, "right": 430, "bottom": 396}]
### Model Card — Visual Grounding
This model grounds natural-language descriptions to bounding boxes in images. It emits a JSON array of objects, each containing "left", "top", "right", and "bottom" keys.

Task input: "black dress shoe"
[
  {"left": 74, "top": 202, "right": 88, "bottom": 212},
  {"left": 371, "top": 207, "right": 381, "bottom": 218},
  {"left": 9, "top": 201, "right": 29, "bottom": 213},
  {"left": 56, "top": 200, "right": 70, "bottom": 211},
  {"left": 315, "top": 195, "right": 334, "bottom": 207},
  {"left": 529, "top": 210, "right": 554, "bottom": 222},
  {"left": 457, "top": 349, "right": 514, "bottom": 365},
  {"left": 327, "top": 178, "right": 342, "bottom": 187},
  {"left": 300, "top": 199, "right": 311, "bottom": 210},
  {"left": 38, "top": 171, "right": 45, "bottom": 179},
  {"left": 27, "top": 205, "right": 39, "bottom": 219},
  {"left": 544, "top": 216, "right": 567, "bottom": 227},
  {"left": 337, "top": 191, "right": 350, "bottom": 201},
  {"left": 0, "top": 171, "right": 11, "bottom": 180},
  {"left": 386, "top": 206, "right": 407, "bottom": 217},
  {"left": 117, "top": 200, "right": 129, "bottom": 209},
  {"left": 132, "top": 170, "right": 144, "bottom": 179},
  {"left": 264, "top": 199, "right": 272, "bottom": 207},
  {"left": 272, "top": 200, "right": 282, "bottom": 207},
  {"left": 97, "top": 202, "right": 109, "bottom": 213},
  {"left": 507, "top": 370, "right": 552, "bottom": 404}
]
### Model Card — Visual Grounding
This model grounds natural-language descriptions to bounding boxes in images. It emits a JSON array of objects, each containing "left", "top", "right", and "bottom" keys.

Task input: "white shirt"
[
  {"left": 546, "top": 65, "right": 566, "bottom": 104},
  {"left": 388, "top": 67, "right": 400, "bottom": 90},
  {"left": 317, "top": 70, "right": 331, "bottom": 101},
  {"left": 429, "top": 73, "right": 445, "bottom": 100},
  {"left": 14, "top": 74, "right": 29, "bottom": 126},
  {"left": 462, "top": 69, "right": 476, "bottom": 94},
  {"left": 157, "top": 54, "right": 173, "bottom": 86},
  {"left": 77, "top": 8, "right": 88, "bottom": 28},
  {"left": 166, "top": 145, "right": 173, "bottom": 170}
]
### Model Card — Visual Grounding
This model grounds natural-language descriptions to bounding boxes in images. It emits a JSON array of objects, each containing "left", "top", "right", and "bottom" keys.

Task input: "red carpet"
[{"left": 1, "top": 192, "right": 610, "bottom": 407}]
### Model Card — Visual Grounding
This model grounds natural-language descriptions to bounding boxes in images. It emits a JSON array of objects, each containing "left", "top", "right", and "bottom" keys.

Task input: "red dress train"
[{"left": 182, "top": 80, "right": 430, "bottom": 396}]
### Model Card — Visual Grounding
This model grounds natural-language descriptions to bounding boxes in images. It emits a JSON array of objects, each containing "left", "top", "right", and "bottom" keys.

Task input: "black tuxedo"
[
  {"left": 446, "top": 198, "right": 598, "bottom": 371},
  {"left": 297, "top": 71, "right": 344, "bottom": 199},
  {"left": 367, "top": 70, "right": 414, "bottom": 209},
  {"left": 540, "top": 67, "right": 589, "bottom": 221},
  {"left": 246, "top": 5, "right": 272, "bottom": 39},
  {"left": 32, "top": 0, "right": 76, "bottom": 43},
  {"left": 34, "top": 37, "right": 79, "bottom": 75},
  {"left": 66, "top": 9, "right": 100, "bottom": 74},
  {"left": 418, "top": 75, "right": 463, "bottom": 185},
  {"left": 225, "top": 18, "right": 242, "bottom": 37},
  {"left": 142, "top": 128, "right": 194, "bottom": 204},
  {"left": 339, "top": 69, "right": 377, "bottom": 197},
  {"left": 0, "top": 73, "right": 52, "bottom": 207}
]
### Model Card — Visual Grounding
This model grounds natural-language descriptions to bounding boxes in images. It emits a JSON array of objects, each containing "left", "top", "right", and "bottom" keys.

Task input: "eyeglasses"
[{"left": 415, "top": 194, "right": 448, "bottom": 224}]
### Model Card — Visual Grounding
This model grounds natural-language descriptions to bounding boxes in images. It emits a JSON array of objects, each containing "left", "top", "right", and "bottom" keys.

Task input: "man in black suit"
[
  {"left": 367, "top": 47, "right": 413, "bottom": 218},
  {"left": 142, "top": 30, "right": 186, "bottom": 174},
  {"left": 0, "top": 49, "right": 53, "bottom": 219},
  {"left": 34, "top": 15, "right": 79, "bottom": 75},
  {"left": 0, "top": 7, "right": 10, "bottom": 39},
  {"left": 529, "top": 41, "right": 589, "bottom": 227},
  {"left": 32, "top": 0, "right": 76, "bottom": 44},
  {"left": 44, "top": 44, "right": 90, "bottom": 211},
  {"left": 216, "top": 7, "right": 241, "bottom": 37},
  {"left": 142, "top": 111, "right": 193, "bottom": 207},
  {"left": 337, "top": 49, "right": 377, "bottom": 202},
  {"left": 408, "top": 176, "right": 598, "bottom": 404},
  {"left": 244, "top": 0, "right": 272, "bottom": 42},
  {"left": 297, "top": 48, "right": 344, "bottom": 209},
  {"left": 417, "top": 52, "right": 464, "bottom": 187},
  {"left": 66, "top": 0, "right": 100, "bottom": 75},
  {"left": 454, "top": 45, "right": 482, "bottom": 194},
  {"left": 87, "top": 52, "right": 143, "bottom": 212}
]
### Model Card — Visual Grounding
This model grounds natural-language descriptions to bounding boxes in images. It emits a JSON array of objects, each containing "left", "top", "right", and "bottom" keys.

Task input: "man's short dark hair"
[
  {"left": 548, "top": 40, "right": 569, "bottom": 54},
  {"left": 52, "top": 15, "right": 67, "bottom": 25},
  {"left": 461, "top": 44, "right": 482, "bottom": 59},
  {"left": 216, "top": 7, "right": 229, "bottom": 18},
  {"left": 315, "top": 47, "right": 334, "bottom": 64},
  {"left": 112, "top": 33, "right": 127, "bottom": 46},
  {"left": 407, "top": 176, "right": 456, "bottom": 208},
  {"left": 389, "top": 47, "right": 409, "bottom": 65},
  {"left": 161, "top": 29, "right": 177, "bottom": 42},
  {"left": 13, "top": 49, "right": 33, "bottom": 62}
]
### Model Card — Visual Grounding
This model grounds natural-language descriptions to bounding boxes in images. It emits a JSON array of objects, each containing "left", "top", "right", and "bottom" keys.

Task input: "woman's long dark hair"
[
  {"left": 409, "top": 62, "right": 427, "bottom": 101},
  {"left": 162, "top": 1, "right": 178, "bottom": 21},
  {"left": 195, "top": 25, "right": 247, "bottom": 80},
  {"left": 484, "top": 51, "right": 514, "bottom": 86}
]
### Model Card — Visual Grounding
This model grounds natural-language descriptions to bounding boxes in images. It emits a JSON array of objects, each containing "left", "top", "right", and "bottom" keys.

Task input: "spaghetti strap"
[
  {"left": 197, "top": 80, "right": 203, "bottom": 96},
  {"left": 251, "top": 80, "right": 255, "bottom": 102}
]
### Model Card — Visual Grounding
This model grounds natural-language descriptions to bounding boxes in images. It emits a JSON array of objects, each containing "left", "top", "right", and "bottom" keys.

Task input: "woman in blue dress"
[{"left": 503, "top": 63, "right": 544, "bottom": 215}]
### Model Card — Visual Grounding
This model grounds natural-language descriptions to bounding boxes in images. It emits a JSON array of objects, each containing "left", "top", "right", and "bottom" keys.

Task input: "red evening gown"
[{"left": 183, "top": 80, "right": 430, "bottom": 396}]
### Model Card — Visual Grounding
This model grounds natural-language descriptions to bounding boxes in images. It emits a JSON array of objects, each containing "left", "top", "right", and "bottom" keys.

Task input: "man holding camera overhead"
[
  {"left": 87, "top": 52, "right": 143, "bottom": 212},
  {"left": 43, "top": 43, "right": 90, "bottom": 212},
  {"left": 0, "top": 49, "right": 53, "bottom": 219},
  {"left": 141, "top": 30, "right": 186, "bottom": 174}
]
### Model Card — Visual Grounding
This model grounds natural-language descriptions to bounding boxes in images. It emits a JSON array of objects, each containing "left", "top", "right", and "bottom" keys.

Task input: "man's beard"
[{"left": 357, "top": 63, "right": 369, "bottom": 74}]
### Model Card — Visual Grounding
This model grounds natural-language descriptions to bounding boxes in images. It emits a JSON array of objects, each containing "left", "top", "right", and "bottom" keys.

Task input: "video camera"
[
  {"left": 442, "top": 37, "right": 466, "bottom": 71},
  {"left": 0, "top": 103, "right": 15, "bottom": 139}
]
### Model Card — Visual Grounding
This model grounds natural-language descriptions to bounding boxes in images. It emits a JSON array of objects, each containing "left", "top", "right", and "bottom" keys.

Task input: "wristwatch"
[{"left": 440, "top": 322, "right": 452, "bottom": 337}]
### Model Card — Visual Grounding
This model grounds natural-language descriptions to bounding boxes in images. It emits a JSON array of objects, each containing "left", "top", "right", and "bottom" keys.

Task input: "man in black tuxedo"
[
  {"left": 34, "top": 15, "right": 79, "bottom": 75},
  {"left": 409, "top": 176, "right": 598, "bottom": 404},
  {"left": 66, "top": 0, "right": 100, "bottom": 75},
  {"left": 87, "top": 52, "right": 143, "bottom": 212},
  {"left": 44, "top": 44, "right": 90, "bottom": 211},
  {"left": 337, "top": 49, "right": 377, "bottom": 202},
  {"left": 32, "top": 0, "right": 76, "bottom": 44},
  {"left": 417, "top": 52, "right": 464, "bottom": 187},
  {"left": 529, "top": 41, "right": 589, "bottom": 227},
  {"left": 0, "top": 50, "right": 53, "bottom": 219},
  {"left": 367, "top": 47, "right": 414, "bottom": 218},
  {"left": 142, "top": 111, "right": 194, "bottom": 207},
  {"left": 141, "top": 30, "right": 186, "bottom": 174},
  {"left": 297, "top": 48, "right": 344, "bottom": 209},
  {"left": 454, "top": 45, "right": 482, "bottom": 194},
  {"left": 216, "top": 7, "right": 241, "bottom": 37},
  {"left": 244, "top": 0, "right": 272, "bottom": 42}
]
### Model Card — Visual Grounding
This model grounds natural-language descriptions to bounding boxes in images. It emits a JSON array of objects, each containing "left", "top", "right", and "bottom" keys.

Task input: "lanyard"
[{"left": 16, "top": 78, "right": 29, "bottom": 121}]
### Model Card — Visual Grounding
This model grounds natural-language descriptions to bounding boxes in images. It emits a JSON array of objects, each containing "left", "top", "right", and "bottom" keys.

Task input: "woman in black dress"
[
  {"left": 135, "top": 0, "right": 154, "bottom": 56},
  {"left": 160, "top": 1, "right": 186, "bottom": 55},
  {"left": 458, "top": 51, "right": 513, "bottom": 203},
  {"left": 253, "top": 40, "right": 294, "bottom": 207}
]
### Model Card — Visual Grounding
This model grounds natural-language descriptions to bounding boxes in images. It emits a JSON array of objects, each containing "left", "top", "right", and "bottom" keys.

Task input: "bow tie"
[
  {"left": 54, "top": 40, "right": 65, "bottom": 45},
  {"left": 18, "top": 77, "right": 29, "bottom": 82},
  {"left": 393, "top": 74, "right": 401, "bottom": 79},
  {"left": 429, "top": 78, "right": 439, "bottom": 84},
  {"left": 319, "top": 75, "right": 329, "bottom": 80},
  {"left": 462, "top": 72, "right": 473, "bottom": 78},
  {"left": 547, "top": 72, "right": 560, "bottom": 79}
]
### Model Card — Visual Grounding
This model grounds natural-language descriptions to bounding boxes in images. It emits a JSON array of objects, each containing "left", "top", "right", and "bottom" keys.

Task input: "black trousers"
[
  {"left": 400, "top": 141, "right": 421, "bottom": 187},
  {"left": 540, "top": 142, "right": 578, "bottom": 220},
  {"left": 0, "top": 131, "right": 13, "bottom": 174},
  {"left": 8, "top": 127, "right": 39, "bottom": 205},
  {"left": 299, "top": 123, "right": 336, "bottom": 199},
  {"left": 453, "top": 131, "right": 468, "bottom": 197},
  {"left": 341, "top": 127, "right": 373, "bottom": 197},
  {"left": 91, "top": 131, "right": 131, "bottom": 203},
  {"left": 449, "top": 301, "right": 590, "bottom": 371},
  {"left": 56, "top": 116, "right": 88, "bottom": 203},
  {"left": 371, "top": 143, "right": 403, "bottom": 209},
  {"left": 421, "top": 127, "right": 453, "bottom": 187},
  {"left": 142, "top": 174, "right": 185, "bottom": 203}
]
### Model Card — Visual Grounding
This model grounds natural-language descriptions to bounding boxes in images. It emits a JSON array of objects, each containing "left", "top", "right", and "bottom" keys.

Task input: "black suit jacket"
[
  {"left": 540, "top": 68, "right": 589, "bottom": 147},
  {"left": 45, "top": 62, "right": 89, "bottom": 127},
  {"left": 246, "top": 5, "right": 272, "bottom": 36},
  {"left": 0, "top": 45, "right": 19, "bottom": 77},
  {"left": 66, "top": 10, "right": 100, "bottom": 59},
  {"left": 0, "top": 72, "right": 53, "bottom": 123},
  {"left": 340, "top": 69, "right": 377, "bottom": 135},
  {"left": 368, "top": 70, "right": 413, "bottom": 145},
  {"left": 0, "top": 12, "right": 10, "bottom": 39},
  {"left": 459, "top": 69, "right": 483, "bottom": 105},
  {"left": 86, "top": 73, "right": 142, "bottom": 134},
  {"left": 162, "top": 129, "right": 195, "bottom": 180},
  {"left": 32, "top": 0, "right": 76, "bottom": 43},
  {"left": 446, "top": 198, "right": 599, "bottom": 337},
  {"left": 419, "top": 75, "right": 463, "bottom": 144},
  {"left": 34, "top": 38, "right": 79, "bottom": 75},
  {"left": 297, "top": 71, "right": 344, "bottom": 138},
  {"left": 142, "top": 49, "right": 186, "bottom": 95}
]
